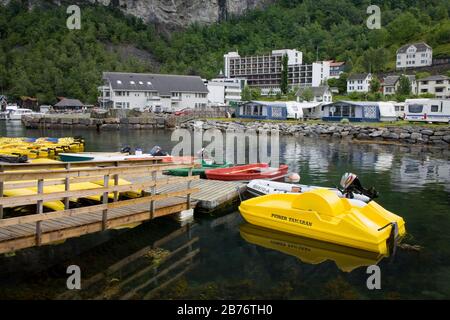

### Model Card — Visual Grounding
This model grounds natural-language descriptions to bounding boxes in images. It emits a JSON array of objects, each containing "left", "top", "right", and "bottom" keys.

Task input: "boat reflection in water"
[{"left": 239, "top": 223, "right": 387, "bottom": 273}]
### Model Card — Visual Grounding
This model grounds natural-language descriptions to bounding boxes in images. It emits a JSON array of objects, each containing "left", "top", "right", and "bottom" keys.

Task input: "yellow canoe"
[
  {"left": 239, "top": 189, "right": 406, "bottom": 254},
  {"left": 239, "top": 223, "right": 385, "bottom": 272}
]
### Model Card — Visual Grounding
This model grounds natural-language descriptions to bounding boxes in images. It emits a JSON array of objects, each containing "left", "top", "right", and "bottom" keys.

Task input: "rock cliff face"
[{"left": 1, "top": 0, "right": 274, "bottom": 29}]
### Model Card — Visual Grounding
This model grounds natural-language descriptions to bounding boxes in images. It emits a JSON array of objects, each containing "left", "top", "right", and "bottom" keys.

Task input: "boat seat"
[{"left": 291, "top": 189, "right": 346, "bottom": 217}]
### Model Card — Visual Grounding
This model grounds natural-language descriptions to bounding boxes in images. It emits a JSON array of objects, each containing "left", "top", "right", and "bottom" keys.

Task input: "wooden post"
[
  {"left": 36, "top": 178, "right": 44, "bottom": 246},
  {"left": 113, "top": 161, "right": 119, "bottom": 202},
  {"left": 150, "top": 171, "right": 156, "bottom": 219},
  {"left": 64, "top": 163, "right": 71, "bottom": 209},
  {"left": 187, "top": 168, "right": 192, "bottom": 209},
  {"left": 0, "top": 166, "right": 3, "bottom": 219},
  {"left": 102, "top": 174, "right": 110, "bottom": 231}
]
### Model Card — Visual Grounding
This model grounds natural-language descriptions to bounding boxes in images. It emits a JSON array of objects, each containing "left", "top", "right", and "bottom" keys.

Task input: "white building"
[
  {"left": 223, "top": 49, "right": 330, "bottom": 95},
  {"left": 382, "top": 75, "right": 417, "bottom": 95},
  {"left": 206, "top": 74, "right": 245, "bottom": 105},
  {"left": 396, "top": 42, "right": 433, "bottom": 69},
  {"left": 98, "top": 72, "right": 208, "bottom": 112},
  {"left": 296, "top": 86, "right": 333, "bottom": 103},
  {"left": 417, "top": 75, "right": 450, "bottom": 99},
  {"left": 347, "top": 73, "right": 372, "bottom": 93}
]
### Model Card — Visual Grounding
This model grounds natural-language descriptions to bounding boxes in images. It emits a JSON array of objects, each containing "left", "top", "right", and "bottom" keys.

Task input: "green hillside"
[{"left": 0, "top": 0, "right": 449, "bottom": 104}]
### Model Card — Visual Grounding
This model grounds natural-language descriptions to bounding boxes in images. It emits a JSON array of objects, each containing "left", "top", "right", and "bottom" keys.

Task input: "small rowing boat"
[
  {"left": 247, "top": 173, "right": 378, "bottom": 203},
  {"left": 205, "top": 163, "right": 289, "bottom": 181},
  {"left": 166, "top": 159, "right": 231, "bottom": 178}
]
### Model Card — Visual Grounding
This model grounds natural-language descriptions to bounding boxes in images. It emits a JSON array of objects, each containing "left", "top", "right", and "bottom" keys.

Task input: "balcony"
[{"left": 147, "top": 96, "right": 160, "bottom": 101}]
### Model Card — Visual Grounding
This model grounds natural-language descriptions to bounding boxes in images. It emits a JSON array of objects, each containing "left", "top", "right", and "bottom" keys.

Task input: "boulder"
[
  {"left": 399, "top": 133, "right": 411, "bottom": 139},
  {"left": 369, "top": 130, "right": 383, "bottom": 137},
  {"left": 410, "top": 132, "right": 422, "bottom": 140},
  {"left": 421, "top": 129, "right": 434, "bottom": 136}
]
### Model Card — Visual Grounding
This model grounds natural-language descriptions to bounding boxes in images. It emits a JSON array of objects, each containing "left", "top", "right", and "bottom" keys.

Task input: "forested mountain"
[{"left": 0, "top": 0, "right": 449, "bottom": 104}]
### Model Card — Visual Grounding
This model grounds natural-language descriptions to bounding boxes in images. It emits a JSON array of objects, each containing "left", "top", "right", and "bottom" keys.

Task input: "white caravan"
[{"left": 405, "top": 99, "right": 450, "bottom": 123}]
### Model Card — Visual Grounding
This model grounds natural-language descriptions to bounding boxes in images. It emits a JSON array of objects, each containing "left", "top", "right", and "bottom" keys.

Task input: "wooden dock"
[
  {"left": 0, "top": 159, "right": 200, "bottom": 254},
  {"left": 131, "top": 176, "right": 247, "bottom": 212}
]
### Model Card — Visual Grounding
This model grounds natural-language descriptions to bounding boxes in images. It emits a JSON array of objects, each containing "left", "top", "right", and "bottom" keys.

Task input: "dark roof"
[
  {"left": 397, "top": 42, "right": 432, "bottom": 54},
  {"left": 103, "top": 72, "right": 208, "bottom": 95},
  {"left": 348, "top": 73, "right": 371, "bottom": 81},
  {"left": 382, "top": 75, "right": 416, "bottom": 86},
  {"left": 417, "top": 75, "right": 450, "bottom": 82},
  {"left": 296, "top": 86, "right": 330, "bottom": 97},
  {"left": 54, "top": 98, "right": 84, "bottom": 108}
]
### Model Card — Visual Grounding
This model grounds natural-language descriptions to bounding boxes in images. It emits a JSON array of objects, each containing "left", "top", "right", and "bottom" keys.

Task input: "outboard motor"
[
  {"left": 121, "top": 146, "right": 131, "bottom": 154},
  {"left": 150, "top": 145, "right": 168, "bottom": 156},
  {"left": 340, "top": 173, "right": 379, "bottom": 200}
]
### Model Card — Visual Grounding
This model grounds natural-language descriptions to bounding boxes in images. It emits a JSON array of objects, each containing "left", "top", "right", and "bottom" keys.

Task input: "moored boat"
[
  {"left": 247, "top": 173, "right": 378, "bottom": 203},
  {"left": 238, "top": 188, "right": 406, "bottom": 254},
  {"left": 205, "top": 163, "right": 289, "bottom": 181},
  {"left": 58, "top": 152, "right": 160, "bottom": 162},
  {"left": 166, "top": 159, "right": 232, "bottom": 178}
]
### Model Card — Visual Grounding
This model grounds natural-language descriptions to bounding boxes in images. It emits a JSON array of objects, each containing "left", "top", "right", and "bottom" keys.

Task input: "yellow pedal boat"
[{"left": 238, "top": 189, "right": 406, "bottom": 254}]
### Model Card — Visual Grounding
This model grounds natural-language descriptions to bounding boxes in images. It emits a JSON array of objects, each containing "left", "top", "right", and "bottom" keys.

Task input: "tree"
[
  {"left": 280, "top": 54, "right": 288, "bottom": 95},
  {"left": 328, "top": 73, "right": 348, "bottom": 94},
  {"left": 397, "top": 75, "right": 412, "bottom": 96},
  {"left": 251, "top": 87, "right": 261, "bottom": 100},
  {"left": 370, "top": 77, "right": 381, "bottom": 93},
  {"left": 242, "top": 85, "right": 252, "bottom": 101},
  {"left": 299, "top": 88, "right": 314, "bottom": 102}
]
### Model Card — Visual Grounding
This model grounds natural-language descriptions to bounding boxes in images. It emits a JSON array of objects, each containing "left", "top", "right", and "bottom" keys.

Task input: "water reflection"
[
  {"left": 393, "top": 158, "right": 450, "bottom": 192},
  {"left": 240, "top": 224, "right": 386, "bottom": 273},
  {"left": 57, "top": 224, "right": 199, "bottom": 300}
]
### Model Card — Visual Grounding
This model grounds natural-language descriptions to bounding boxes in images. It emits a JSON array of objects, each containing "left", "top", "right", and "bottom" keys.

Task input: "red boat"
[{"left": 205, "top": 163, "right": 289, "bottom": 181}]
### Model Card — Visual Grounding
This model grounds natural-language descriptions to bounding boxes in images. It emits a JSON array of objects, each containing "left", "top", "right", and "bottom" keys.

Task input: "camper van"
[
  {"left": 405, "top": 99, "right": 450, "bottom": 123},
  {"left": 285, "top": 102, "right": 304, "bottom": 120}
]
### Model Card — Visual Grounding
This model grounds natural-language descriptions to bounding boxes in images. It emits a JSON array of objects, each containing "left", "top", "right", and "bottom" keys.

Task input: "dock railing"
[{"left": 0, "top": 159, "right": 199, "bottom": 252}]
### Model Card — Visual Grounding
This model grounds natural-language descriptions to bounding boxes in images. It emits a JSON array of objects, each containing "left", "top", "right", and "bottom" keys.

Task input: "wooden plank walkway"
[
  {"left": 0, "top": 160, "right": 200, "bottom": 255},
  {"left": 130, "top": 176, "right": 247, "bottom": 212},
  {"left": 0, "top": 198, "right": 193, "bottom": 254}
]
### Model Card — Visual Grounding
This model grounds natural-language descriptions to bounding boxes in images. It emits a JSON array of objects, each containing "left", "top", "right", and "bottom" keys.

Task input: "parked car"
[{"left": 174, "top": 108, "right": 194, "bottom": 116}]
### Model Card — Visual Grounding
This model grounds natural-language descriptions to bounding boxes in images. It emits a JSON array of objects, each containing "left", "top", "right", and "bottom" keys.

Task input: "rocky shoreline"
[{"left": 179, "top": 120, "right": 450, "bottom": 149}]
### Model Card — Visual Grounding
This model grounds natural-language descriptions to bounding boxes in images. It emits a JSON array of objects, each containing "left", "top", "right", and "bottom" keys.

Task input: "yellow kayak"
[
  {"left": 239, "top": 189, "right": 406, "bottom": 254},
  {"left": 91, "top": 178, "right": 142, "bottom": 198},
  {"left": 239, "top": 223, "right": 385, "bottom": 272},
  {"left": 3, "top": 188, "right": 65, "bottom": 211}
]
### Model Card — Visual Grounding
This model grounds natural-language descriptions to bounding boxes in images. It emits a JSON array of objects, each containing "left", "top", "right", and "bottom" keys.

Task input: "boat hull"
[
  {"left": 206, "top": 163, "right": 289, "bottom": 181},
  {"left": 247, "top": 179, "right": 371, "bottom": 203},
  {"left": 166, "top": 162, "right": 231, "bottom": 178},
  {"left": 239, "top": 189, "right": 406, "bottom": 254}
]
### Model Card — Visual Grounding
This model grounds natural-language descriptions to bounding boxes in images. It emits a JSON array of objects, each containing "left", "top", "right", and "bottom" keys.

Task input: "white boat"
[
  {"left": 58, "top": 152, "right": 157, "bottom": 162},
  {"left": 1, "top": 106, "right": 42, "bottom": 120},
  {"left": 247, "top": 173, "right": 378, "bottom": 203}
]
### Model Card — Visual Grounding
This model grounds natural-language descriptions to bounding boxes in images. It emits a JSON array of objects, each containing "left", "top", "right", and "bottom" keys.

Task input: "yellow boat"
[
  {"left": 239, "top": 223, "right": 385, "bottom": 272},
  {"left": 238, "top": 189, "right": 406, "bottom": 254}
]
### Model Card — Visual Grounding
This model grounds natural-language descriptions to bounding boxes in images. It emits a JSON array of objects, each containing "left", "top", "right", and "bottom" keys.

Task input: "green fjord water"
[{"left": 0, "top": 122, "right": 449, "bottom": 299}]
